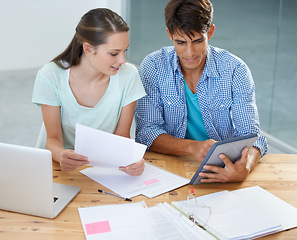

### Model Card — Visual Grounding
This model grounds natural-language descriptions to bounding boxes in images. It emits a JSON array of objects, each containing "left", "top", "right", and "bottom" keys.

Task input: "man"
[{"left": 135, "top": 0, "right": 268, "bottom": 183}]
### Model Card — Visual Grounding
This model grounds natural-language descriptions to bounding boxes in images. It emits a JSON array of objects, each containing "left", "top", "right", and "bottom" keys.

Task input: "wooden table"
[{"left": 1, "top": 152, "right": 297, "bottom": 239}]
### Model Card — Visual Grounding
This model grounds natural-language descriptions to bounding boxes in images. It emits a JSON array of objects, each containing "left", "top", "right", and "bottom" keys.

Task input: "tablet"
[{"left": 190, "top": 133, "right": 258, "bottom": 185}]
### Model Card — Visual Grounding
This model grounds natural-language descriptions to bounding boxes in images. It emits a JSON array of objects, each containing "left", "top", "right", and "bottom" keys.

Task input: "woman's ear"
[{"left": 82, "top": 42, "right": 95, "bottom": 55}]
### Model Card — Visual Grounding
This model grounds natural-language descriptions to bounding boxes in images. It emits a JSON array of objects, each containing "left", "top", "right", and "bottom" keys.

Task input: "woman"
[{"left": 32, "top": 8, "right": 146, "bottom": 175}]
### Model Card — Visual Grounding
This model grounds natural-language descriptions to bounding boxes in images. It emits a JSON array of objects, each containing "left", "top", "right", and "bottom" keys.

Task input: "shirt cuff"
[
  {"left": 136, "top": 127, "right": 167, "bottom": 150},
  {"left": 253, "top": 135, "right": 268, "bottom": 157}
]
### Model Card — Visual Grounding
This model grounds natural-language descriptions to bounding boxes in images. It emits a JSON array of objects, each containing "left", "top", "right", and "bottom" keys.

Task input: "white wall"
[{"left": 0, "top": 0, "right": 123, "bottom": 71}]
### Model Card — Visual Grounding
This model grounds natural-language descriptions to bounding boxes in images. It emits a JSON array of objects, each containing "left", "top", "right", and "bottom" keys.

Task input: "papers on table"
[
  {"left": 74, "top": 124, "right": 147, "bottom": 168},
  {"left": 232, "top": 186, "right": 297, "bottom": 231},
  {"left": 78, "top": 187, "right": 297, "bottom": 240},
  {"left": 75, "top": 124, "right": 189, "bottom": 198},
  {"left": 171, "top": 186, "right": 297, "bottom": 240},
  {"left": 146, "top": 202, "right": 217, "bottom": 240},
  {"left": 80, "top": 163, "right": 190, "bottom": 198},
  {"left": 78, "top": 201, "right": 158, "bottom": 240},
  {"left": 78, "top": 201, "right": 216, "bottom": 240}
]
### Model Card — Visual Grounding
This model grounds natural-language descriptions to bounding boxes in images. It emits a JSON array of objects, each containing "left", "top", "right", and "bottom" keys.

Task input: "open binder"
[{"left": 78, "top": 186, "right": 297, "bottom": 240}]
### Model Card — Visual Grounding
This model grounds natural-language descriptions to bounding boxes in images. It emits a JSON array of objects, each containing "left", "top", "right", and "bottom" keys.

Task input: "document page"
[
  {"left": 232, "top": 186, "right": 297, "bottom": 231},
  {"left": 75, "top": 124, "right": 147, "bottom": 168},
  {"left": 147, "top": 203, "right": 217, "bottom": 240},
  {"left": 80, "top": 163, "right": 190, "bottom": 198},
  {"left": 79, "top": 201, "right": 216, "bottom": 240},
  {"left": 78, "top": 187, "right": 297, "bottom": 240},
  {"left": 172, "top": 190, "right": 282, "bottom": 240},
  {"left": 78, "top": 201, "right": 157, "bottom": 240}
]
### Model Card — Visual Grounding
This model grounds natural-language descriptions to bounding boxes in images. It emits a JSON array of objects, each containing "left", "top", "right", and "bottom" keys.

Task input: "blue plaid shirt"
[{"left": 135, "top": 45, "right": 267, "bottom": 157}]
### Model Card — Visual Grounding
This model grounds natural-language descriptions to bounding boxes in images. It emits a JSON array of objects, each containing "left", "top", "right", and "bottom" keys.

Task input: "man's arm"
[
  {"left": 231, "top": 61, "right": 268, "bottom": 157},
  {"left": 246, "top": 146, "right": 262, "bottom": 173},
  {"left": 150, "top": 133, "right": 216, "bottom": 161},
  {"left": 197, "top": 60, "right": 264, "bottom": 183}
]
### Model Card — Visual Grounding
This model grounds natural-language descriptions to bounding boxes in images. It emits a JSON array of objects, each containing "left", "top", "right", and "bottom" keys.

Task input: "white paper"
[
  {"left": 232, "top": 186, "right": 297, "bottom": 231},
  {"left": 80, "top": 163, "right": 190, "bottom": 199},
  {"left": 74, "top": 124, "right": 147, "bottom": 168},
  {"left": 147, "top": 203, "right": 217, "bottom": 240},
  {"left": 78, "top": 187, "right": 297, "bottom": 240},
  {"left": 78, "top": 201, "right": 216, "bottom": 240},
  {"left": 172, "top": 190, "right": 282, "bottom": 240},
  {"left": 78, "top": 201, "right": 158, "bottom": 240}
]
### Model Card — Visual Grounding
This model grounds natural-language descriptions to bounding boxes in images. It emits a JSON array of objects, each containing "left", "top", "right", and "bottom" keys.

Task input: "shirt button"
[
  {"left": 168, "top": 101, "right": 171, "bottom": 105},
  {"left": 221, "top": 104, "right": 224, "bottom": 107},
  {"left": 183, "top": 122, "right": 186, "bottom": 125}
]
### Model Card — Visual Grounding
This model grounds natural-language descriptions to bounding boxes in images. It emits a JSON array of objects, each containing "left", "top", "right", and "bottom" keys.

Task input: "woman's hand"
[
  {"left": 119, "top": 158, "right": 145, "bottom": 176},
  {"left": 59, "top": 149, "right": 89, "bottom": 171}
]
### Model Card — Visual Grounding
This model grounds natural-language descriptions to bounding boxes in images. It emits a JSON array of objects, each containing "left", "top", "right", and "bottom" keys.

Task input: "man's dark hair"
[{"left": 165, "top": 0, "right": 213, "bottom": 38}]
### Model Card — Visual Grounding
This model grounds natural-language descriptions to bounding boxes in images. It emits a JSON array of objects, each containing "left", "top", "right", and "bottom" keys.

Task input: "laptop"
[{"left": 0, "top": 142, "right": 81, "bottom": 218}]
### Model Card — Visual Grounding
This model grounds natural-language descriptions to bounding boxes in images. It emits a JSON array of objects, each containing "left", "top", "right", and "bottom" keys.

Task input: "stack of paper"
[
  {"left": 76, "top": 123, "right": 190, "bottom": 198},
  {"left": 78, "top": 201, "right": 216, "bottom": 240},
  {"left": 147, "top": 202, "right": 216, "bottom": 240},
  {"left": 78, "top": 202, "right": 158, "bottom": 240},
  {"left": 232, "top": 186, "right": 297, "bottom": 231},
  {"left": 78, "top": 187, "right": 297, "bottom": 240},
  {"left": 80, "top": 163, "right": 190, "bottom": 198},
  {"left": 172, "top": 189, "right": 281, "bottom": 239}
]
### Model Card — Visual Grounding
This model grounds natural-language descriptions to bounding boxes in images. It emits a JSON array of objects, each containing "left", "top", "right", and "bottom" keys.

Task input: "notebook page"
[
  {"left": 172, "top": 190, "right": 281, "bottom": 240},
  {"left": 147, "top": 202, "right": 217, "bottom": 240},
  {"left": 232, "top": 186, "right": 297, "bottom": 231}
]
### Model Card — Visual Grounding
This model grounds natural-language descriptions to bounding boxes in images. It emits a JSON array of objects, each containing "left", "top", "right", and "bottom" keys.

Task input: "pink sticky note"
[
  {"left": 143, "top": 178, "right": 160, "bottom": 185},
  {"left": 85, "top": 221, "right": 111, "bottom": 235}
]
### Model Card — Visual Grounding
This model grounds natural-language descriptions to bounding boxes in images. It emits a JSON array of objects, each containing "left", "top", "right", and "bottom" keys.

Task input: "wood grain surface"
[{"left": 1, "top": 152, "right": 297, "bottom": 239}]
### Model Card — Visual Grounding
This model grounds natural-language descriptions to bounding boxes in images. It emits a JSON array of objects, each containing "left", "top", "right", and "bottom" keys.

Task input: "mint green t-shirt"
[
  {"left": 184, "top": 80, "right": 208, "bottom": 141},
  {"left": 32, "top": 62, "right": 146, "bottom": 149}
]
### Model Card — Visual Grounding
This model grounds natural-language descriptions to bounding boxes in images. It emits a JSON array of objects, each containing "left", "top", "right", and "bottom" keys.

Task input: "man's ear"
[
  {"left": 166, "top": 28, "right": 173, "bottom": 41},
  {"left": 83, "top": 42, "right": 95, "bottom": 55},
  {"left": 208, "top": 24, "right": 215, "bottom": 40}
]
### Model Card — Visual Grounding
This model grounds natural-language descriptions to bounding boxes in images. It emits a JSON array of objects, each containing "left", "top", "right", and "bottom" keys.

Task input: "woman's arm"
[
  {"left": 114, "top": 101, "right": 136, "bottom": 138},
  {"left": 41, "top": 104, "right": 89, "bottom": 171},
  {"left": 114, "top": 101, "right": 145, "bottom": 176}
]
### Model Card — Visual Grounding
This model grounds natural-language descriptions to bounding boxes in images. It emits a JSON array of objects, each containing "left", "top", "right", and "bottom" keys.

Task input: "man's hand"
[
  {"left": 198, "top": 147, "right": 250, "bottom": 183},
  {"left": 190, "top": 139, "right": 216, "bottom": 161}
]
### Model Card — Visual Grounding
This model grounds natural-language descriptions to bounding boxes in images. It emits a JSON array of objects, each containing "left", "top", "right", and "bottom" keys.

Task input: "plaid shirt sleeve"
[
  {"left": 135, "top": 53, "right": 169, "bottom": 149},
  {"left": 231, "top": 60, "right": 267, "bottom": 156},
  {"left": 198, "top": 47, "right": 267, "bottom": 156}
]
